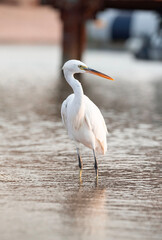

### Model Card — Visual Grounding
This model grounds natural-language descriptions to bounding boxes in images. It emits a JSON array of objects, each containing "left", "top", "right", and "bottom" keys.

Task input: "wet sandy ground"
[{"left": 0, "top": 45, "right": 162, "bottom": 240}]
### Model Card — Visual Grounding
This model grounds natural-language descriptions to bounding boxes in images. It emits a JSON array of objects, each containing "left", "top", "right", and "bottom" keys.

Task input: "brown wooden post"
[{"left": 61, "top": 5, "right": 86, "bottom": 65}]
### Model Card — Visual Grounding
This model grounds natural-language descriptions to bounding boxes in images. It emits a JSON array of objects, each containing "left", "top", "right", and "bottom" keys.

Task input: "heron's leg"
[
  {"left": 77, "top": 148, "right": 83, "bottom": 169},
  {"left": 93, "top": 149, "right": 98, "bottom": 177}
]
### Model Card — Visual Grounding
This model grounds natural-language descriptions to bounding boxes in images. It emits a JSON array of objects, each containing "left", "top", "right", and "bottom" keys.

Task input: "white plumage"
[
  {"left": 61, "top": 59, "right": 114, "bottom": 174},
  {"left": 61, "top": 94, "right": 107, "bottom": 154}
]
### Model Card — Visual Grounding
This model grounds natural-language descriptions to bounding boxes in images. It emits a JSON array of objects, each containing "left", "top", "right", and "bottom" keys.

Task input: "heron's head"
[
  {"left": 62, "top": 59, "right": 114, "bottom": 80},
  {"left": 62, "top": 60, "right": 88, "bottom": 74}
]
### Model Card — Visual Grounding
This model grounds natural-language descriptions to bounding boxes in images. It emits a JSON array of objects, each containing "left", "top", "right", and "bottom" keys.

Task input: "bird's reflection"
[
  {"left": 62, "top": 176, "right": 107, "bottom": 237},
  {"left": 79, "top": 169, "right": 83, "bottom": 185}
]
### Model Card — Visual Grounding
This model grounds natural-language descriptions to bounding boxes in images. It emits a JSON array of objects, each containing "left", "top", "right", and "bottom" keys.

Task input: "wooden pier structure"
[{"left": 42, "top": 0, "right": 162, "bottom": 63}]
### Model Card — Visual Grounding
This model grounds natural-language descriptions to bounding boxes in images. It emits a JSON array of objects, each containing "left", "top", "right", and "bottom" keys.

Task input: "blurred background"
[{"left": 0, "top": 1, "right": 162, "bottom": 240}]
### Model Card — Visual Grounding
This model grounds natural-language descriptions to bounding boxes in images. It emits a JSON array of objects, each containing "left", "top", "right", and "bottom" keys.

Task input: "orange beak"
[{"left": 85, "top": 67, "right": 114, "bottom": 81}]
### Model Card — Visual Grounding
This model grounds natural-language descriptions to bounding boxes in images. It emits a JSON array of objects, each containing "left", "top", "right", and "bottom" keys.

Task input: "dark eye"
[{"left": 79, "top": 65, "right": 84, "bottom": 70}]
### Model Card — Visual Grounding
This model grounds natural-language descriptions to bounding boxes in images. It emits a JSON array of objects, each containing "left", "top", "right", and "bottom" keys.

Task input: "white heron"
[{"left": 61, "top": 59, "right": 114, "bottom": 175}]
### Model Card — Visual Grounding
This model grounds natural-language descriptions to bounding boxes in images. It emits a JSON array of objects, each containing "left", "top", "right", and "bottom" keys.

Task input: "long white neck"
[
  {"left": 64, "top": 70, "right": 84, "bottom": 101},
  {"left": 64, "top": 69, "right": 84, "bottom": 117}
]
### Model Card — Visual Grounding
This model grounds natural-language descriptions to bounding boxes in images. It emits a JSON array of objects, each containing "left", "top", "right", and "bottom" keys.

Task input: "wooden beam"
[
  {"left": 102, "top": 0, "right": 162, "bottom": 11},
  {"left": 42, "top": 0, "right": 162, "bottom": 11}
]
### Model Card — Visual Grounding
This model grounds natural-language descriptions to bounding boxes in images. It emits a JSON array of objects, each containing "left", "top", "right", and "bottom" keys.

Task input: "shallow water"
[{"left": 0, "top": 46, "right": 162, "bottom": 240}]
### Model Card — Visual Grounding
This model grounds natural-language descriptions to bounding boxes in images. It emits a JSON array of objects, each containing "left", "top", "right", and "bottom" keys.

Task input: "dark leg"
[
  {"left": 93, "top": 149, "right": 98, "bottom": 177},
  {"left": 77, "top": 148, "right": 83, "bottom": 169}
]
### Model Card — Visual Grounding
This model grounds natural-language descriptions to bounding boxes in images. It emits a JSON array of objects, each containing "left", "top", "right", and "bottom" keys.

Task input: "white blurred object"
[
  {"left": 87, "top": 9, "right": 119, "bottom": 42},
  {"left": 87, "top": 9, "right": 159, "bottom": 41},
  {"left": 130, "top": 11, "right": 158, "bottom": 38},
  {"left": 126, "top": 37, "right": 145, "bottom": 52}
]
